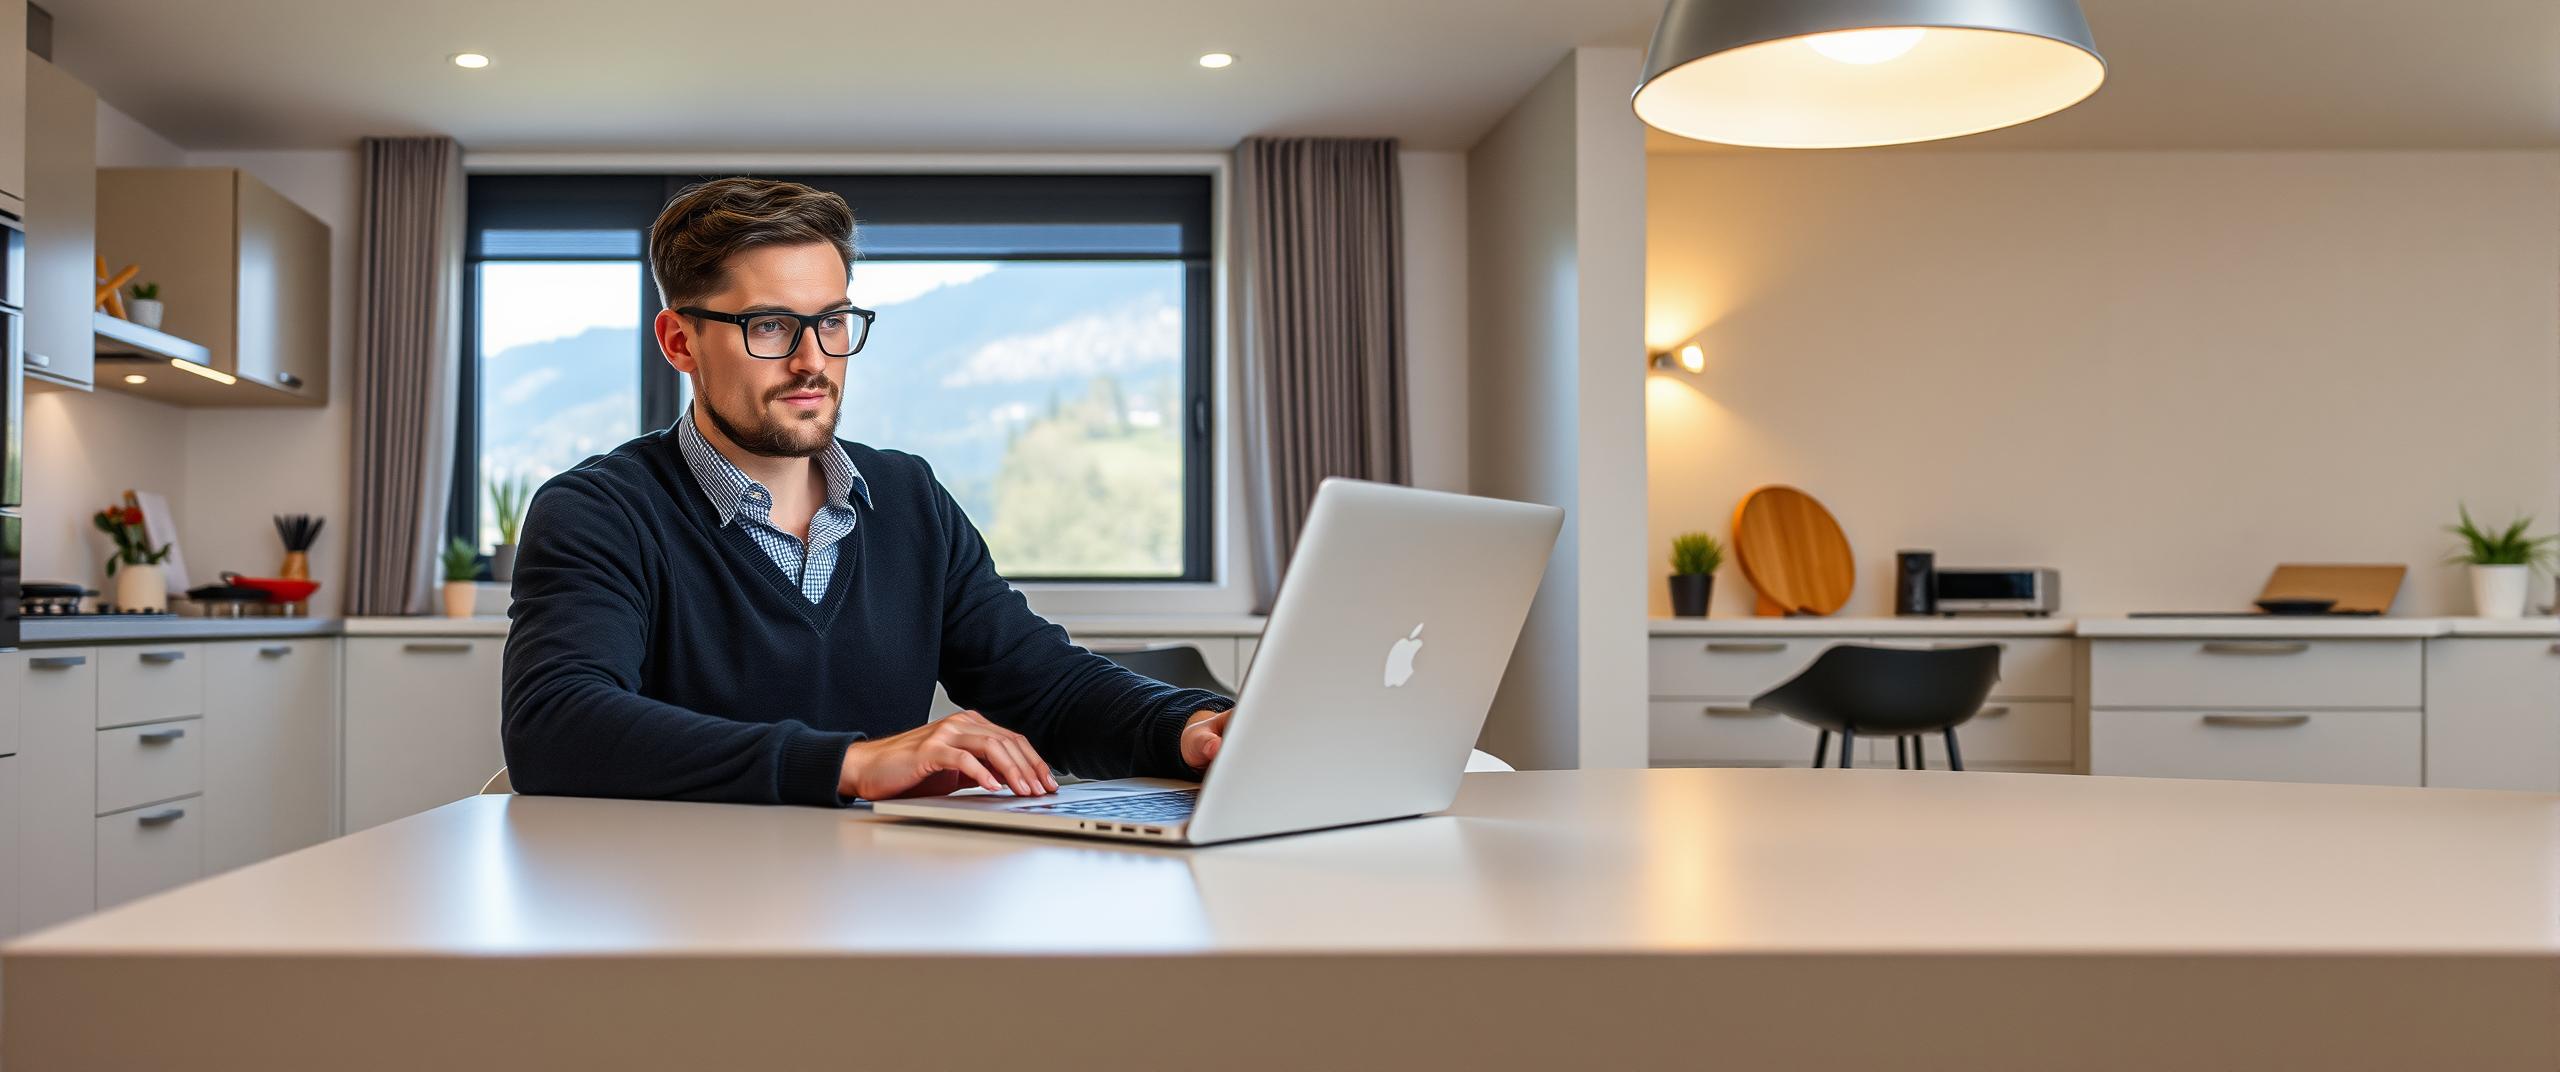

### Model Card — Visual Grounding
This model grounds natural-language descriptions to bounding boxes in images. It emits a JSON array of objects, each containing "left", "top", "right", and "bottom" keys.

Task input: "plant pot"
[
  {"left": 2469, "top": 564, "right": 2530, "bottom": 619},
  {"left": 127, "top": 299, "right": 164, "bottom": 331},
  {"left": 1668, "top": 573, "right": 1714, "bottom": 617},
  {"left": 490, "top": 543, "right": 518, "bottom": 583},
  {"left": 441, "top": 580, "right": 478, "bottom": 619},
  {"left": 111, "top": 562, "right": 168, "bottom": 612}
]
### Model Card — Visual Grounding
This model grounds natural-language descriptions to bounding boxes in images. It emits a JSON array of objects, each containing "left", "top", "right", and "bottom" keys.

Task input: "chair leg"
[
  {"left": 1913, "top": 736, "right": 1926, "bottom": 770},
  {"left": 1943, "top": 727, "right": 1966, "bottom": 771},
  {"left": 1895, "top": 737, "right": 1908, "bottom": 769},
  {"left": 1839, "top": 730, "right": 1856, "bottom": 769},
  {"left": 1813, "top": 731, "right": 1830, "bottom": 768}
]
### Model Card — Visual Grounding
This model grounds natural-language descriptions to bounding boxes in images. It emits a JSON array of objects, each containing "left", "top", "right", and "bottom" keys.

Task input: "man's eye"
[{"left": 748, "top": 318, "right": 793, "bottom": 336}]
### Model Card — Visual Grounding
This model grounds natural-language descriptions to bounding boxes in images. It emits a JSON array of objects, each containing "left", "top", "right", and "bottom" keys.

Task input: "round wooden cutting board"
[{"left": 1731, "top": 486, "right": 1855, "bottom": 617}]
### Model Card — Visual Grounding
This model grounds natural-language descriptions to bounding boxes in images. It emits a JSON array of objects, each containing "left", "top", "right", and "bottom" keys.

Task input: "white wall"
[
  {"left": 1646, "top": 150, "right": 2560, "bottom": 618},
  {"left": 1465, "top": 48, "right": 1648, "bottom": 770},
  {"left": 1399, "top": 150, "right": 1468, "bottom": 494}
]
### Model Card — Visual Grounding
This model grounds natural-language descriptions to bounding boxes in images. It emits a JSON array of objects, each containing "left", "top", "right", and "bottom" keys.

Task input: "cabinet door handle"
[
  {"left": 137, "top": 726, "right": 188, "bottom": 744},
  {"left": 138, "top": 650, "right": 187, "bottom": 664},
  {"left": 277, "top": 371, "right": 304, "bottom": 388},
  {"left": 2199, "top": 641, "right": 2310, "bottom": 656},
  {"left": 403, "top": 642, "right": 473, "bottom": 654},
  {"left": 26, "top": 350, "right": 49, "bottom": 368},
  {"left": 30, "top": 655, "right": 87, "bottom": 669},
  {"left": 1976, "top": 705, "right": 2012, "bottom": 718},
  {"left": 1704, "top": 642, "right": 1786, "bottom": 654},
  {"left": 136, "top": 807, "right": 187, "bottom": 827},
  {"left": 258, "top": 645, "right": 294, "bottom": 657},
  {"left": 1702, "top": 705, "right": 1768, "bottom": 718},
  {"left": 2201, "top": 714, "right": 2312, "bottom": 728}
]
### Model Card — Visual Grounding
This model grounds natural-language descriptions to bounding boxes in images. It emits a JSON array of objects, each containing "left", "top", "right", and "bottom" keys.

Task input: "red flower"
[{"left": 122, "top": 507, "right": 143, "bottom": 526}]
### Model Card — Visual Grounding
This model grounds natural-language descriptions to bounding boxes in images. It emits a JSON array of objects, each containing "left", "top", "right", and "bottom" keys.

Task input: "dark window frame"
[{"left": 453, "top": 172, "right": 1217, "bottom": 584}]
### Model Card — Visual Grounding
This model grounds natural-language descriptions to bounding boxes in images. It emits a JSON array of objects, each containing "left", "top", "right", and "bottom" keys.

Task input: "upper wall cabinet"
[
  {"left": 95, "top": 168, "right": 331, "bottom": 406},
  {"left": 0, "top": 0, "right": 29, "bottom": 215},
  {"left": 24, "top": 56, "right": 96, "bottom": 390}
]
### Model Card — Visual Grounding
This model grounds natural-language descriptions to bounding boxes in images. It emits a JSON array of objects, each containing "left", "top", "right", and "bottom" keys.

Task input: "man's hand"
[
  {"left": 838, "top": 711, "right": 1060, "bottom": 800},
  {"left": 1181, "top": 708, "right": 1232, "bottom": 772}
]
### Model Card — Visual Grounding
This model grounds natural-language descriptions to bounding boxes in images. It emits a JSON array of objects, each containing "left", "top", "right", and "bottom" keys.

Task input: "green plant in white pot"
[{"left": 2448, "top": 505, "right": 2556, "bottom": 619}]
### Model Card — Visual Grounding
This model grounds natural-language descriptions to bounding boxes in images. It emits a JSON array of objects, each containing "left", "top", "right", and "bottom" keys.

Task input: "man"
[{"left": 501, "top": 177, "right": 1235, "bottom": 805}]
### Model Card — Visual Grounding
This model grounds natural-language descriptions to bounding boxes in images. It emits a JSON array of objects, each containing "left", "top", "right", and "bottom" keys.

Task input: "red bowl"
[{"left": 227, "top": 575, "right": 321, "bottom": 603}]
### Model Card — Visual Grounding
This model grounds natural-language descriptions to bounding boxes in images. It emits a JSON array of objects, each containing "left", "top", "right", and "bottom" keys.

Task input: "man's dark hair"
[{"left": 648, "top": 177, "right": 856, "bottom": 309}]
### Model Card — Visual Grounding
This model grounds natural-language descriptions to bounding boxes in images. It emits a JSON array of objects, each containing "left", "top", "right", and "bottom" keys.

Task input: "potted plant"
[
  {"left": 127, "top": 281, "right": 164, "bottom": 331},
  {"left": 1668, "top": 532, "right": 1724, "bottom": 617},
  {"left": 487, "top": 474, "right": 533, "bottom": 582},
  {"left": 93, "top": 503, "right": 173, "bottom": 612},
  {"left": 440, "top": 537, "right": 481, "bottom": 618},
  {"left": 2448, "top": 504, "right": 2556, "bottom": 619}
]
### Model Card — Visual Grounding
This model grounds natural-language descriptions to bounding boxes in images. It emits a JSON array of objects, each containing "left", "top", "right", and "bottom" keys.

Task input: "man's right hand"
[{"left": 838, "top": 711, "right": 1060, "bottom": 801}]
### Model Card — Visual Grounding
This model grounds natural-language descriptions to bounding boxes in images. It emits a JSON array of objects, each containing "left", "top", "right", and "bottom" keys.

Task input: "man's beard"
[{"left": 699, "top": 373, "right": 839, "bottom": 458}]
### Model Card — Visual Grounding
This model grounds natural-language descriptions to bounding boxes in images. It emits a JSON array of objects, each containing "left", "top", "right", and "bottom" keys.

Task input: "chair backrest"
[
  {"left": 481, "top": 767, "right": 513, "bottom": 795},
  {"left": 1094, "top": 644, "right": 1231, "bottom": 695},
  {"left": 1749, "top": 644, "right": 2002, "bottom": 734}
]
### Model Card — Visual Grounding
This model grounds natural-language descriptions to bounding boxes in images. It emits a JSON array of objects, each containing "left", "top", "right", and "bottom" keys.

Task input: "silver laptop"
[{"left": 873, "top": 478, "right": 1563, "bottom": 846}]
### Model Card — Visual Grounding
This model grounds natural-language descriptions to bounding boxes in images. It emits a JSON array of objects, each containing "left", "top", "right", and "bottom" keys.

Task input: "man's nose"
[{"left": 784, "top": 325, "right": 829, "bottom": 377}]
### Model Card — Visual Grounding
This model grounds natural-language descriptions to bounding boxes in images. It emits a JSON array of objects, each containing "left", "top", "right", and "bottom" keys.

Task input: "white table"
[{"left": 7, "top": 768, "right": 2556, "bottom": 1070}]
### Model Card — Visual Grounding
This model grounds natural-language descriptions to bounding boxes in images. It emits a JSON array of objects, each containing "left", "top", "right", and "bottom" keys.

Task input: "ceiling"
[{"left": 44, "top": 0, "right": 2560, "bottom": 154}]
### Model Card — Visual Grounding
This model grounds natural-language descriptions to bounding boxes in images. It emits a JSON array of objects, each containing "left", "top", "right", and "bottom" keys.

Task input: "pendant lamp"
[{"left": 1632, "top": 0, "right": 2106, "bottom": 149}]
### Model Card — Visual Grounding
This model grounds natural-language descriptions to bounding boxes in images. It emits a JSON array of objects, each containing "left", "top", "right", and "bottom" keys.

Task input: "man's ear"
[{"left": 654, "top": 307, "right": 698, "bottom": 375}]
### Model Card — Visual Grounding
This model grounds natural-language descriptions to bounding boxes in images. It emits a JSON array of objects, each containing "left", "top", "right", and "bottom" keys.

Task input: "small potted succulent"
[
  {"left": 127, "top": 281, "right": 164, "bottom": 331},
  {"left": 1668, "top": 531, "right": 1724, "bottom": 617},
  {"left": 486, "top": 474, "right": 533, "bottom": 582},
  {"left": 440, "top": 537, "right": 481, "bottom": 618},
  {"left": 2448, "top": 505, "right": 2556, "bottom": 619},
  {"left": 93, "top": 503, "right": 173, "bottom": 612}
]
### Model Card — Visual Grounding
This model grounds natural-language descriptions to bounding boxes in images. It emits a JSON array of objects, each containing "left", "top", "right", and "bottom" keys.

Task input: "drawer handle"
[
  {"left": 137, "top": 726, "right": 188, "bottom": 744},
  {"left": 139, "top": 650, "right": 188, "bottom": 664},
  {"left": 137, "top": 807, "right": 187, "bottom": 827},
  {"left": 2199, "top": 641, "right": 2310, "bottom": 656},
  {"left": 2201, "top": 714, "right": 2313, "bottom": 728},
  {"left": 402, "top": 642, "right": 473, "bottom": 654},
  {"left": 1702, "top": 705, "right": 1769, "bottom": 718},
  {"left": 1705, "top": 642, "right": 1786, "bottom": 654},
  {"left": 26, "top": 350, "right": 49, "bottom": 368},
  {"left": 30, "top": 655, "right": 87, "bottom": 669},
  {"left": 258, "top": 644, "right": 294, "bottom": 657},
  {"left": 1976, "top": 705, "right": 2012, "bottom": 718}
]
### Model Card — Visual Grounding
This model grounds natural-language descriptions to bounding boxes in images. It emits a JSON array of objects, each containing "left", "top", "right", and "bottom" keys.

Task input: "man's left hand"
[{"left": 1180, "top": 708, "right": 1231, "bottom": 772}]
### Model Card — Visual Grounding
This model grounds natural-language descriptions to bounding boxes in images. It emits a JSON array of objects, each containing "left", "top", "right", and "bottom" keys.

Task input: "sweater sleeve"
[
  {"left": 922, "top": 462, "right": 1234, "bottom": 780},
  {"left": 500, "top": 474, "right": 862, "bottom": 806}
]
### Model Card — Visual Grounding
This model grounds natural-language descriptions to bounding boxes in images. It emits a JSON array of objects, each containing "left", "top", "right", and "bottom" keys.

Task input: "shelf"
[{"left": 92, "top": 310, "right": 212, "bottom": 365}]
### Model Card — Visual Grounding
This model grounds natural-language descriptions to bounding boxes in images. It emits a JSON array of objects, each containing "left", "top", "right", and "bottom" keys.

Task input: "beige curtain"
[
  {"left": 346, "top": 136, "right": 465, "bottom": 615},
  {"left": 1235, "top": 137, "right": 1410, "bottom": 613}
]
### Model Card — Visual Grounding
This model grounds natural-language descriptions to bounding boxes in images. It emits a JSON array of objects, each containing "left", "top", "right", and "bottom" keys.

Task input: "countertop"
[
  {"left": 15, "top": 613, "right": 1271, "bottom": 646},
  {"left": 1652, "top": 615, "right": 2560, "bottom": 638},
  {"left": 18, "top": 615, "right": 345, "bottom": 644},
  {"left": 6, "top": 768, "right": 2553, "bottom": 1069}
]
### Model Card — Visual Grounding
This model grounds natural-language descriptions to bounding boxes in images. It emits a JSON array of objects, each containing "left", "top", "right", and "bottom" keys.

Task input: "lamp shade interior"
[{"left": 1634, "top": 25, "right": 2105, "bottom": 149}]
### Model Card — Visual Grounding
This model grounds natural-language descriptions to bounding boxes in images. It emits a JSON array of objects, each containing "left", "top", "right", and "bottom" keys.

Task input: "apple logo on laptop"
[{"left": 1383, "top": 623, "right": 1424, "bottom": 688}]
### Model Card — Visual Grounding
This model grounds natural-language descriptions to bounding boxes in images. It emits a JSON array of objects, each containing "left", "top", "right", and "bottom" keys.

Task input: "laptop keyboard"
[{"left": 1015, "top": 789, "right": 1199, "bottom": 822}]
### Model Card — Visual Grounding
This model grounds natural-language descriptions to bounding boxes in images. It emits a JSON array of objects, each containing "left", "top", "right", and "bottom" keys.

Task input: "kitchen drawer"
[
  {"left": 97, "top": 643, "right": 207, "bottom": 727},
  {"left": 95, "top": 796, "right": 205, "bottom": 909},
  {"left": 1861, "top": 637, "right": 2075, "bottom": 699},
  {"left": 1650, "top": 699, "right": 1825, "bottom": 765},
  {"left": 1947, "top": 701, "right": 2074, "bottom": 765},
  {"left": 96, "top": 717, "right": 204, "bottom": 815},
  {"left": 2088, "top": 639, "right": 2420, "bottom": 710},
  {"left": 2090, "top": 708, "right": 2420, "bottom": 787},
  {"left": 1648, "top": 637, "right": 1842, "bottom": 699}
]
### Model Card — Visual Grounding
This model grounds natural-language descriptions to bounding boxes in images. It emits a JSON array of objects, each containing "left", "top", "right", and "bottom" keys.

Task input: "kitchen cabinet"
[
  {"left": 17, "top": 648, "right": 98, "bottom": 933},
  {"left": 2423, "top": 638, "right": 2560, "bottom": 791},
  {"left": 23, "top": 55, "right": 94, "bottom": 389},
  {"left": 95, "top": 798, "right": 204, "bottom": 908},
  {"left": 0, "top": 0, "right": 27, "bottom": 214},
  {"left": 343, "top": 636, "right": 505, "bottom": 832},
  {"left": 96, "top": 642, "right": 205, "bottom": 727},
  {"left": 0, "top": 755, "right": 20, "bottom": 938},
  {"left": 203, "top": 639, "right": 340, "bottom": 872},
  {"left": 2084, "top": 634, "right": 2426, "bottom": 787},
  {"left": 94, "top": 167, "right": 330, "bottom": 406}
]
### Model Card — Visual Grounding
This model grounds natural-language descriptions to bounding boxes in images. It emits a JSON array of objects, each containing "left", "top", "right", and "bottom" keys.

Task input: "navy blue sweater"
[{"left": 500, "top": 426, "right": 1233, "bottom": 806}]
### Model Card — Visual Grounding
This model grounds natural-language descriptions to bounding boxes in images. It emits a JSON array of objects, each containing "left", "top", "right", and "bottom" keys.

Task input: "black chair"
[
  {"left": 1748, "top": 645, "right": 2002, "bottom": 770},
  {"left": 1095, "top": 644, "right": 1231, "bottom": 695}
]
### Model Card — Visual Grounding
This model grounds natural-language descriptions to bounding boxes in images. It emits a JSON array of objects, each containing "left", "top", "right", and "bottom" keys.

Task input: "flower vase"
[{"left": 112, "top": 562, "right": 167, "bottom": 613}]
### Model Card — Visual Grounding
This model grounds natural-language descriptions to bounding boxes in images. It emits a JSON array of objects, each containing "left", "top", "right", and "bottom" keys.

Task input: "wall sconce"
[{"left": 1650, "top": 344, "right": 1706, "bottom": 374}]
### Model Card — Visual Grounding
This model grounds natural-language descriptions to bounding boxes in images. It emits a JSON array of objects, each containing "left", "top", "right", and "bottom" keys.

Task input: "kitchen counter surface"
[
  {"left": 340, "top": 616, "right": 512, "bottom": 636},
  {"left": 1652, "top": 616, "right": 2560, "bottom": 639},
  {"left": 1650, "top": 616, "right": 2075, "bottom": 636},
  {"left": 2075, "top": 616, "right": 2474, "bottom": 639},
  {"left": 19, "top": 615, "right": 343, "bottom": 645},
  {"left": 6, "top": 768, "right": 2552, "bottom": 1069}
]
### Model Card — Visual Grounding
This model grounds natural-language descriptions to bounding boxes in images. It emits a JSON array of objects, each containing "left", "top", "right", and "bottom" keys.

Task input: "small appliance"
[{"left": 1932, "top": 567, "right": 2060, "bottom": 617}]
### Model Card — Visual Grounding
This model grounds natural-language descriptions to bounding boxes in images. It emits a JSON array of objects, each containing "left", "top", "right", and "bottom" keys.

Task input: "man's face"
[{"left": 662, "top": 241, "right": 851, "bottom": 458}]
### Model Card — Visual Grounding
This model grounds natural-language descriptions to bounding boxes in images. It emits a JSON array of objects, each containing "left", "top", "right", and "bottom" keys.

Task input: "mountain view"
[{"left": 475, "top": 260, "right": 1190, "bottom": 578}]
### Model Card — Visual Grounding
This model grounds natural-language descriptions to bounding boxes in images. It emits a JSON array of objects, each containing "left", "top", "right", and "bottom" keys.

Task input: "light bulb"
[
  {"left": 1806, "top": 27, "right": 1924, "bottom": 65},
  {"left": 1678, "top": 345, "right": 1705, "bottom": 373}
]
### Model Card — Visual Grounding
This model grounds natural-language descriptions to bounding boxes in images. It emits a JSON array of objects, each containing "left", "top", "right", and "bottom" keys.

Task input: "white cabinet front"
[
  {"left": 205, "top": 640, "right": 342, "bottom": 872},
  {"left": 2091, "top": 709, "right": 2420, "bottom": 787},
  {"left": 343, "top": 638, "right": 505, "bottom": 833}
]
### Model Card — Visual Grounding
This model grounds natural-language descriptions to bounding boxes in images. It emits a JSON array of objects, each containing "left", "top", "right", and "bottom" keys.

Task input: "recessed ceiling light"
[
  {"left": 1198, "top": 52, "right": 1234, "bottom": 69},
  {"left": 122, "top": 374, "right": 147, "bottom": 385},
  {"left": 451, "top": 52, "right": 491, "bottom": 70}
]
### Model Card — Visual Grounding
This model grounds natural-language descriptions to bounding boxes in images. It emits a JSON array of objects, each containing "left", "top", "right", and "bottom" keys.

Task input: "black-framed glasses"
[{"left": 677, "top": 305, "right": 877, "bottom": 359}]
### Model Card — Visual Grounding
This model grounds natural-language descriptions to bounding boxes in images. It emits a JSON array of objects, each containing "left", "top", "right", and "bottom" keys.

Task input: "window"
[{"left": 455, "top": 173, "right": 1215, "bottom": 582}]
